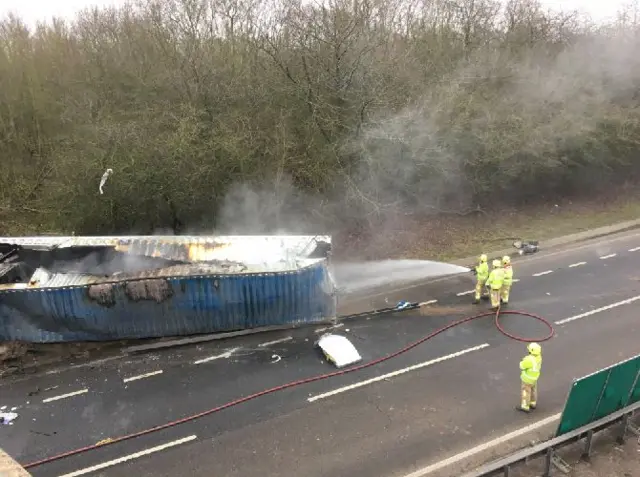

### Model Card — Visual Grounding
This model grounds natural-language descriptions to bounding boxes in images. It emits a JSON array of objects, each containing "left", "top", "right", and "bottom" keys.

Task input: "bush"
[{"left": 1, "top": 0, "right": 640, "bottom": 235}]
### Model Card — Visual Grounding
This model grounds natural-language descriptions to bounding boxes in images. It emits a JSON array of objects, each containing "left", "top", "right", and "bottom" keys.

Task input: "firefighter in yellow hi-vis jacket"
[
  {"left": 472, "top": 254, "right": 490, "bottom": 304},
  {"left": 501, "top": 255, "right": 513, "bottom": 305},
  {"left": 485, "top": 259, "right": 504, "bottom": 310},
  {"left": 518, "top": 342, "right": 542, "bottom": 412}
]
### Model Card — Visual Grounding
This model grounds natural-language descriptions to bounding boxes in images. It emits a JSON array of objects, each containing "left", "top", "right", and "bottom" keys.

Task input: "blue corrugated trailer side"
[{"left": 0, "top": 261, "right": 336, "bottom": 343}]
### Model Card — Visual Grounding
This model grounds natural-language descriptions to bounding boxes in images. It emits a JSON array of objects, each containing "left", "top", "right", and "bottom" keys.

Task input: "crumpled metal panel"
[
  {"left": 22, "top": 259, "right": 327, "bottom": 290},
  {"left": 0, "top": 235, "right": 332, "bottom": 265},
  {"left": 0, "top": 262, "right": 19, "bottom": 279},
  {"left": 0, "top": 260, "right": 337, "bottom": 343},
  {"left": 27, "top": 268, "right": 107, "bottom": 288}
]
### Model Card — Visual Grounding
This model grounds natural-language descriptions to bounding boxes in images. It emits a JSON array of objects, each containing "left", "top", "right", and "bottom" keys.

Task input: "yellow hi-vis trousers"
[
  {"left": 490, "top": 288, "right": 501, "bottom": 308},
  {"left": 521, "top": 381, "right": 538, "bottom": 410},
  {"left": 501, "top": 285, "right": 511, "bottom": 303},
  {"left": 475, "top": 280, "right": 488, "bottom": 300}
]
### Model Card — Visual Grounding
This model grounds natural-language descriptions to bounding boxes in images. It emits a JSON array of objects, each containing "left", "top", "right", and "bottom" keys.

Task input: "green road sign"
[{"left": 556, "top": 353, "right": 640, "bottom": 436}]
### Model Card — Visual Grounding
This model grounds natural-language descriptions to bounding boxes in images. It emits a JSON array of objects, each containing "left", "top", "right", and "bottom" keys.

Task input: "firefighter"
[
  {"left": 518, "top": 342, "right": 542, "bottom": 412},
  {"left": 501, "top": 255, "right": 513, "bottom": 305},
  {"left": 472, "top": 254, "right": 490, "bottom": 304},
  {"left": 485, "top": 259, "right": 504, "bottom": 310}
]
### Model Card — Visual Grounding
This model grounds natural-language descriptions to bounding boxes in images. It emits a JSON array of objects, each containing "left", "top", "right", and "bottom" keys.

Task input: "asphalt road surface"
[{"left": 2, "top": 230, "right": 640, "bottom": 477}]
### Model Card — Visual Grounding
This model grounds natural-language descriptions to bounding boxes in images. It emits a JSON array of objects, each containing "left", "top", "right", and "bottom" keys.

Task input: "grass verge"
[{"left": 337, "top": 192, "right": 640, "bottom": 261}]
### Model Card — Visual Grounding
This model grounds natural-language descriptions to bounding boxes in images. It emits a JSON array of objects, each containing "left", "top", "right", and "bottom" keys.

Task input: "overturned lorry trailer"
[{"left": 0, "top": 235, "right": 336, "bottom": 343}]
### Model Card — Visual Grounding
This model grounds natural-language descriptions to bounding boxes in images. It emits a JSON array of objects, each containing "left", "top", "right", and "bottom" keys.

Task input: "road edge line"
[{"left": 400, "top": 413, "right": 561, "bottom": 477}]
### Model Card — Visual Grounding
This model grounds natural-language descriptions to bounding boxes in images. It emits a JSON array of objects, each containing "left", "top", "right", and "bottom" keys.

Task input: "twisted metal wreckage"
[{"left": 0, "top": 235, "right": 336, "bottom": 343}]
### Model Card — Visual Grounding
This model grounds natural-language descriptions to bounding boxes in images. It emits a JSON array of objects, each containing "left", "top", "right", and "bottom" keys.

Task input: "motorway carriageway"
[{"left": 1, "top": 229, "right": 640, "bottom": 476}]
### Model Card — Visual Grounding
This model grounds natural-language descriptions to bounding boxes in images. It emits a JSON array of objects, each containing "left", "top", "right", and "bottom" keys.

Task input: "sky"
[{"left": 0, "top": 0, "right": 632, "bottom": 27}]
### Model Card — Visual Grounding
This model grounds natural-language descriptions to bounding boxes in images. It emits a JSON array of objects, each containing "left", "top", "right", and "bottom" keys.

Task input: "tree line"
[{"left": 1, "top": 0, "right": 640, "bottom": 236}]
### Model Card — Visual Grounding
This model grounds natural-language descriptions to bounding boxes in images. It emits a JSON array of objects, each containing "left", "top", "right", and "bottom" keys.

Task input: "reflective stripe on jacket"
[
  {"left": 503, "top": 266, "right": 513, "bottom": 286},
  {"left": 520, "top": 354, "right": 541, "bottom": 384},
  {"left": 475, "top": 262, "right": 489, "bottom": 281},
  {"left": 486, "top": 268, "right": 505, "bottom": 290}
]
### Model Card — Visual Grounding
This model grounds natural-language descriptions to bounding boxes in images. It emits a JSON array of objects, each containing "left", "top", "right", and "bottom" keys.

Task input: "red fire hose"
[{"left": 23, "top": 308, "right": 554, "bottom": 470}]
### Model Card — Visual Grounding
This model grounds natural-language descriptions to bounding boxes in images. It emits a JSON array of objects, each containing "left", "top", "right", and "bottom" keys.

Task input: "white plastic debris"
[
  {"left": 0, "top": 412, "right": 18, "bottom": 425},
  {"left": 270, "top": 354, "right": 281, "bottom": 363},
  {"left": 395, "top": 300, "right": 412, "bottom": 310},
  {"left": 317, "top": 334, "right": 362, "bottom": 368},
  {"left": 99, "top": 168, "right": 113, "bottom": 195}
]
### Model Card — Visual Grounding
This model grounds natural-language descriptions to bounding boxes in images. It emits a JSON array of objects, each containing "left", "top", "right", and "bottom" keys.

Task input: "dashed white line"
[
  {"left": 123, "top": 370, "right": 164, "bottom": 383},
  {"left": 59, "top": 435, "right": 198, "bottom": 477},
  {"left": 555, "top": 294, "right": 640, "bottom": 325},
  {"left": 456, "top": 290, "right": 474, "bottom": 296},
  {"left": 568, "top": 262, "right": 586, "bottom": 268},
  {"left": 629, "top": 247, "right": 640, "bottom": 252},
  {"left": 193, "top": 347, "right": 240, "bottom": 365},
  {"left": 42, "top": 389, "right": 88, "bottom": 403},
  {"left": 419, "top": 299, "right": 438, "bottom": 306},
  {"left": 258, "top": 336, "right": 293, "bottom": 347},
  {"left": 400, "top": 413, "right": 562, "bottom": 477},
  {"left": 307, "top": 343, "right": 490, "bottom": 403},
  {"left": 532, "top": 270, "right": 553, "bottom": 277},
  {"left": 599, "top": 253, "right": 617, "bottom": 260}
]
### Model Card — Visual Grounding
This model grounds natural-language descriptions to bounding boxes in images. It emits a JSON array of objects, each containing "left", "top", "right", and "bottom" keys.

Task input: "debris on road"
[
  {"left": 395, "top": 300, "right": 412, "bottom": 310},
  {"left": 0, "top": 340, "right": 125, "bottom": 378},
  {"left": 513, "top": 240, "right": 539, "bottom": 255},
  {"left": 0, "top": 412, "right": 18, "bottom": 425},
  {"left": 270, "top": 354, "right": 282, "bottom": 363},
  {"left": 317, "top": 334, "right": 362, "bottom": 368}
]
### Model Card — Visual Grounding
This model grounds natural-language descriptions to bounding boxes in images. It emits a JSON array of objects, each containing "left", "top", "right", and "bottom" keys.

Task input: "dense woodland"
[{"left": 1, "top": 0, "right": 640, "bottom": 236}]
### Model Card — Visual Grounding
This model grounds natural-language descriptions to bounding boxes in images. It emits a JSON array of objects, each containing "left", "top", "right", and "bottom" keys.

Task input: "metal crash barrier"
[
  {"left": 460, "top": 401, "right": 639, "bottom": 477},
  {"left": 462, "top": 352, "right": 640, "bottom": 477}
]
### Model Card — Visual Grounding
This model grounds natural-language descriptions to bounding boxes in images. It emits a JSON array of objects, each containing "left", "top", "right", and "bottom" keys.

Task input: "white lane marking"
[
  {"left": 419, "top": 300, "right": 438, "bottom": 306},
  {"left": 599, "top": 253, "right": 617, "bottom": 259},
  {"left": 532, "top": 270, "right": 553, "bottom": 277},
  {"left": 629, "top": 247, "right": 640, "bottom": 252},
  {"left": 456, "top": 290, "right": 474, "bottom": 296},
  {"left": 258, "top": 336, "right": 293, "bottom": 347},
  {"left": 555, "top": 294, "right": 640, "bottom": 325},
  {"left": 401, "top": 413, "right": 561, "bottom": 477},
  {"left": 568, "top": 261, "right": 586, "bottom": 268},
  {"left": 315, "top": 323, "right": 344, "bottom": 333},
  {"left": 59, "top": 435, "right": 198, "bottom": 477},
  {"left": 307, "top": 344, "right": 489, "bottom": 403},
  {"left": 512, "top": 278, "right": 520, "bottom": 282},
  {"left": 193, "top": 347, "right": 240, "bottom": 365},
  {"left": 123, "top": 370, "right": 164, "bottom": 383},
  {"left": 42, "top": 389, "right": 88, "bottom": 403}
]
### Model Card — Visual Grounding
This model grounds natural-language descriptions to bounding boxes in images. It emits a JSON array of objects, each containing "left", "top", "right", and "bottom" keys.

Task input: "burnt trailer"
[{"left": 0, "top": 235, "right": 335, "bottom": 343}]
